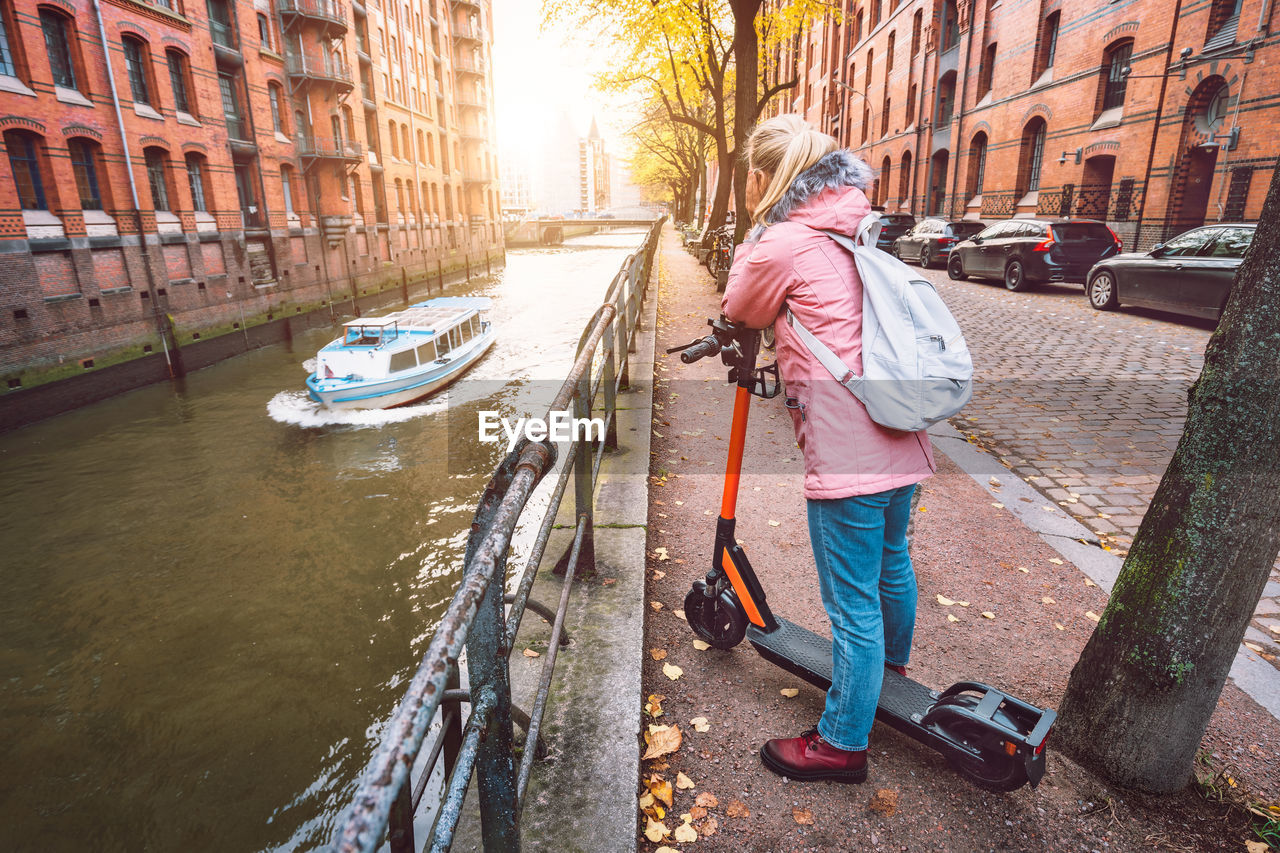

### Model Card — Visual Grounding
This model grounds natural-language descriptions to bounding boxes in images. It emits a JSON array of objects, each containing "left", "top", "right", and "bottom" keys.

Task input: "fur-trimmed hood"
[{"left": 750, "top": 149, "right": 874, "bottom": 241}]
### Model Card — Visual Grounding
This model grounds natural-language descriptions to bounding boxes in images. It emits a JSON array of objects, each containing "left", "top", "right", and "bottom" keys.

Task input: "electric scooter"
[{"left": 667, "top": 317, "right": 1056, "bottom": 792}]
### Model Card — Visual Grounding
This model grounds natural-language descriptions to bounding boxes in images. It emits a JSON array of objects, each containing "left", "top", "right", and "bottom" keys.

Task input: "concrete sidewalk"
[{"left": 636, "top": 223, "right": 1280, "bottom": 852}]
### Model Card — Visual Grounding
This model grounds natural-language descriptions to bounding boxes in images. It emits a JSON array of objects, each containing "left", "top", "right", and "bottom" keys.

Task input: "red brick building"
[
  {"left": 766, "top": 0, "right": 1275, "bottom": 250},
  {"left": 0, "top": 0, "right": 500, "bottom": 396}
]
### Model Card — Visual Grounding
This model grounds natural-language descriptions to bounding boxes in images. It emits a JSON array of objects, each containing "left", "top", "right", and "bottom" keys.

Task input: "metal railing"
[
  {"left": 285, "top": 51, "right": 355, "bottom": 86},
  {"left": 331, "top": 218, "right": 665, "bottom": 853},
  {"left": 297, "top": 135, "right": 364, "bottom": 161},
  {"left": 277, "top": 0, "right": 349, "bottom": 29}
]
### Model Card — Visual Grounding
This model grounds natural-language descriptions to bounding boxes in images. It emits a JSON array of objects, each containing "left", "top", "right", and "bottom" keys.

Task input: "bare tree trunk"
[
  {"left": 729, "top": 0, "right": 762, "bottom": 245},
  {"left": 1056, "top": 160, "right": 1280, "bottom": 792},
  {"left": 706, "top": 144, "right": 735, "bottom": 232}
]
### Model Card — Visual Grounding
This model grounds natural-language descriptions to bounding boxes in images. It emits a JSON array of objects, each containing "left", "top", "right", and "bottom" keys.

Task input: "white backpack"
[{"left": 786, "top": 213, "right": 973, "bottom": 432}]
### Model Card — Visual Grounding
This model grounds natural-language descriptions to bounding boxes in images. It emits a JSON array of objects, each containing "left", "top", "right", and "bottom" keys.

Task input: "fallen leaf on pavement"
[
  {"left": 674, "top": 822, "right": 698, "bottom": 842},
  {"left": 692, "top": 639, "right": 711, "bottom": 650},
  {"left": 689, "top": 805, "right": 707, "bottom": 820},
  {"left": 956, "top": 600, "right": 970, "bottom": 607},
  {"left": 654, "top": 547, "right": 670, "bottom": 561},
  {"left": 1245, "top": 642, "right": 1263, "bottom": 653},
  {"left": 936, "top": 594, "right": 956, "bottom": 606},
  {"left": 699, "top": 816, "right": 719, "bottom": 836},
  {"left": 650, "top": 648, "right": 667, "bottom": 660},
  {"left": 1270, "top": 625, "right": 1280, "bottom": 635},
  {"left": 650, "top": 601, "right": 664, "bottom": 611},
  {"left": 1042, "top": 596, "right": 1056, "bottom": 605},
  {"left": 655, "top": 847, "right": 679, "bottom": 853},
  {"left": 643, "top": 725, "right": 682, "bottom": 760},
  {"left": 1017, "top": 566, "right": 1030, "bottom": 573},
  {"left": 652, "top": 570, "right": 666, "bottom": 580},
  {"left": 947, "top": 614, "right": 960, "bottom": 623},
  {"left": 869, "top": 788, "right": 899, "bottom": 817},
  {"left": 792, "top": 807, "right": 814, "bottom": 825},
  {"left": 1084, "top": 577, "right": 1096, "bottom": 587},
  {"left": 1048, "top": 558, "right": 1064, "bottom": 565},
  {"left": 675, "top": 771, "right": 695, "bottom": 790},
  {"left": 674, "top": 500, "right": 684, "bottom": 506},
  {"left": 602, "top": 577, "right": 617, "bottom": 585},
  {"left": 674, "top": 609, "right": 687, "bottom": 621},
  {"left": 1055, "top": 623, "right": 1066, "bottom": 631},
  {"left": 1086, "top": 611, "right": 1101, "bottom": 622},
  {"left": 981, "top": 611, "right": 995, "bottom": 619},
  {"left": 647, "top": 775, "right": 673, "bottom": 808},
  {"left": 780, "top": 688, "right": 799, "bottom": 698},
  {"left": 768, "top": 520, "right": 781, "bottom": 527},
  {"left": 522, "top": 648, "right": 539, "bottom": 658},
  {"left": 992, "top": 502, "right": 1005, "bottom": 508},
  {"left": 663, "top": 662, "right": 683, "bottom": 681},
  {"left": 644, "top": 817, "right": 670, "bottom": 842},
  {"left": 725, "top": 798, "right": 748, "bottom": 818},
  {"left": 691, "top": 716, "right": 710, "bottom": 732},
  {"left": 695, "top": 791, "right": 719, "bottom": 808},
  {"left": 1246, "top": 841, "right": 1269, "bottom": 853}
]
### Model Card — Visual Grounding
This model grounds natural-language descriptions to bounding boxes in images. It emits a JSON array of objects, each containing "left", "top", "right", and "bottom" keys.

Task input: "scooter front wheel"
[
  {"left": 684, "top": 583, "right": 747, "bottom": 649},
  {"left": 945, "top": 731, "right": 1030, "bottom": 793}
]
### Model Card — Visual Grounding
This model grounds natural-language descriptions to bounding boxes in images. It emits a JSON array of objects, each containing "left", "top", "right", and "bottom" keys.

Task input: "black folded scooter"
[{"left": 667, "top": 317, "right": 1056, "bottom": 792}]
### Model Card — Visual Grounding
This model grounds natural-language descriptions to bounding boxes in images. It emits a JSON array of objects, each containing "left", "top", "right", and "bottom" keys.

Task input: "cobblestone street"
[{"left": 927, "top": 265, "right": 1280, "bottom": 667}]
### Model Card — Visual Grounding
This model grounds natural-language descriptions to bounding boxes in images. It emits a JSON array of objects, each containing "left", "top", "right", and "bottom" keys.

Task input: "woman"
[{"left": 722, "top": 115, "right": 936, "bottom": 784}]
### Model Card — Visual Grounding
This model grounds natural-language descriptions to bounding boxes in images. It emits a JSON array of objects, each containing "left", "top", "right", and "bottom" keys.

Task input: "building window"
[
  {"left": 281, "top": 166, "right": 295, "bottom": 214},
  {"left": 185, "top": 154, "right": 207, "bottom": 211},
  {"left": 207, "top": 0, "right": 234, "bottom": 48},
  {"left": 1101, "top": 40, "right": 1133, "bottom": 112},
  {"left": 388, "top": 120, "right": 399, "bottom": 157},
  {"left": 978, "top": 42, "right": 997, "bottom": 99},
  {"left": 941, "top": 0, "right": 959, "bottom": 52},
  {"left": 123, "top": 37, "right": 151, "bottom": 106},
  {"left": 870, "top": 0, "right": 881, "bottom": 29},
  {"left": 167, "top": 50, "right": 192, "bottom": 114},
  {"left": 865, "top": 48, "right": 872, "bottom": 88},
  {"left": 966, "top": 132, "right": 988, "bottom": 199},
  {"left": 885, "top": 32, "right": 895, "bottom": 74},
  {"left": 219, "top": 73, "right": 245, "bottom": 139},
  {"left": 1035, "top": 12, "right": 1060, "bottom": 78},
  {"left": 144, "top": 148, "right": 170, "bottom": 211},
  {"left": 0, "top": 3, "right": 22, "bottom": 79},
  {"left": 936, "top": 71, "right": 956, "bottom": 126},
  {"left": 881, "top": 95, "right": 890, "bottom": 137},
  {"left": 40, "top": 8, "right": 77, "bottom": 90},
  {"left": 257, "top": 13, "right": 272, "bottom": 49},
  {"left": 905, "top": 83, "right": 916, "bottom": 126},
  {"left": 910, "top": 10, "right": 921, "bottom": 57},
  {"left": 268, "top": 83, "right": 285, "bottom": 133},
  {"left": 1019, "top": 118, "right": 1047, "bottom": 195},
  {"left": 68, "top": 138, "right": 102, "bottom": 209},
  {"left": 1206, "top": 0, "right": 1244, "bottom": 47},
  {"left": 5, "top": 130, "right": 46, "bottom": 209},
  {"left": 898, "top": 150, "right": 912, "bottom": 205}
]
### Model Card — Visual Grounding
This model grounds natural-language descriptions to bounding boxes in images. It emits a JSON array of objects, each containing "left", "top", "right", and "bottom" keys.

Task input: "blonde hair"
[{"left": 746, "top": 115, "right": 839, "bottom": 226}]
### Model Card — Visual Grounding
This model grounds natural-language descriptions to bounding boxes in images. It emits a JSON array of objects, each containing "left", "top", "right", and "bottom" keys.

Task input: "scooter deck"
[{"left": 746, "top": 618, "right": 935, "bottom": 739}]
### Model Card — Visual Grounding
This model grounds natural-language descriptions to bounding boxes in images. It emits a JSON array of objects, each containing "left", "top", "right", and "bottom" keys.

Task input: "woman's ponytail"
[{"left": 748, "top": 115, "right": 839, "bottom": 226}]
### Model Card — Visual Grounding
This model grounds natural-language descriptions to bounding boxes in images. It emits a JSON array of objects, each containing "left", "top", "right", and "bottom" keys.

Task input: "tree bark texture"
[
  {"left": 1056, "top": 161, "right": 1280, "bottom": 792},
  {"left": 729, "top": 0, "right": 761, "bottom": 245}
]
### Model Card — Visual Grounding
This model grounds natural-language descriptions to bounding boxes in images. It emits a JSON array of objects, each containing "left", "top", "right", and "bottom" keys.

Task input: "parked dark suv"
[
  {"left": 894, "top": 218, "right": 988, "bottom": 269},
  {"left": 874, "top": 212, "right": 917, "bottom": 253},
  {"left": 946, "top": 218, "right": 1123, "bottom": 291}
]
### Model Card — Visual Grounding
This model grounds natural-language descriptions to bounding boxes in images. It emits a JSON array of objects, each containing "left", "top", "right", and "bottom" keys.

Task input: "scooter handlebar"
[{"left": 679, "top": 336, "right": 721, "bottom": 363}]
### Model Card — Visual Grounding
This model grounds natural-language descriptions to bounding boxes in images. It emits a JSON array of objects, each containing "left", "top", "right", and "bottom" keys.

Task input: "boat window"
[
  {"left": 389, "top": 349, "right": 417, "bottom": 373},
  {"left": 460, "top": 322, "right": 472, "bottom": 343},
  {"left": 417, "top": 341, "right": 437, "bottom": 362}
]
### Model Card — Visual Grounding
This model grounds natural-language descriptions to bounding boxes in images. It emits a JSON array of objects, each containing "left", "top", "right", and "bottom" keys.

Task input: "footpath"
[{"left": 636, "top": 224, "right": 1280, "bottom": 852}]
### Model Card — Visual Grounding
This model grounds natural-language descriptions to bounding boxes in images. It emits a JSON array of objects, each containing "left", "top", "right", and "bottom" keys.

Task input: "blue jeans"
[{"left": 806, "top": 484, "right": 917, "bottom": 752}]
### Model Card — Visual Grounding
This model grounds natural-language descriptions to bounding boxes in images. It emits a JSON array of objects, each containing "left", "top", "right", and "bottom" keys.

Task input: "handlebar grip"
[{"left": 680, "top": 337, "right": 720, "bottom": 363}]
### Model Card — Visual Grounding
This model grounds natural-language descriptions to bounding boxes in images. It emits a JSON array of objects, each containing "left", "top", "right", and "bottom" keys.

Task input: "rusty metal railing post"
[
  {"left": 555, "top": 372, "right": 596, "bottom": 577},
  {"left": 387, "top": 775, "right": 415, "bottom": 853},
  {"left": 466, "top": 543, "right": 520, "bottom": 851},
  {"left": 614, "top": 270, "right": 630, "bottom": 390}
]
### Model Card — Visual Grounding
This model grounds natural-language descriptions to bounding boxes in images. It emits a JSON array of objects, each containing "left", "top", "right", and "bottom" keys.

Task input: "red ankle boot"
[{"left": 760, "top": 728, "right": 868, "bottom": 783}]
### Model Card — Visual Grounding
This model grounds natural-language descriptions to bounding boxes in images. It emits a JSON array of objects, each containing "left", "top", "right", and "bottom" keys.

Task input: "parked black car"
[
  {"left": 874, "top": 212, "right": 916, "bottom": 253},
  {"left": 1084, "top": 223, "right": 1254, "bottom": 320},
  {"left": 893, "top": 218, "right": 987, "bottom": 269},
  {"left": 946, "top": 218, "right": 1123, "bottom": 291}
]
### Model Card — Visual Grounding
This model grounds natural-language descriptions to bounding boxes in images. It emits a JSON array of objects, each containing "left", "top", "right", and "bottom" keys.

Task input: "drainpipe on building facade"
[
  {"left": 93, "top": 0, "right": 175, "bottom": 379},
  {"left": 1135, "top": 0, "right": 1187, "bottom": 248}
]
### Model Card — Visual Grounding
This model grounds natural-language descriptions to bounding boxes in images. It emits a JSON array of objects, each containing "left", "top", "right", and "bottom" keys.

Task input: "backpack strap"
[{"left": 785, "top": 309, "right": 865, "bottom": 403}]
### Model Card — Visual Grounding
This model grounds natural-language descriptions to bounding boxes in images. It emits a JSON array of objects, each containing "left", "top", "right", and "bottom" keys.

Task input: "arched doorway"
[
  {"left": 899, "top": 150, "right": 913, "bottom": 212},
  {"left": 1169, "top": 77, "right": 1232, "bottom": 234},
  {"left": 1079, "top": 155, "right": 1116, "bottom": 219}
]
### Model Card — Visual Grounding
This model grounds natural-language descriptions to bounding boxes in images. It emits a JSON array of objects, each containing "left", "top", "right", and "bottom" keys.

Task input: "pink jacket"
[{"left": 722, "top": 157, "right": 935, "bottom": 500}]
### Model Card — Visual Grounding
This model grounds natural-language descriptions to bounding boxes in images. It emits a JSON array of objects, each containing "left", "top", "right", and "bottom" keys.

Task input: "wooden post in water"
[{"left": 401, "top": 267, "right": 409, "bottom": 305}]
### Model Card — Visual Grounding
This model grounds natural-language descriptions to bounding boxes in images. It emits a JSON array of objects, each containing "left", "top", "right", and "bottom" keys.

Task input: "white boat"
[{"left": 306, "top": 297, "right": 495, "bottom": 409}]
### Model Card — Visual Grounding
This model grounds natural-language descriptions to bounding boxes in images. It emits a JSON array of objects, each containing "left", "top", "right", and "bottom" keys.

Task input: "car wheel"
[
  {"left": 919, "top": 245, "right": 932, "bottom": 269},
  {"left": 947, "top": 254, "right": 968, "bottom": 281},
  {"left": 1004, "top": 260, "right": 1029, "bottom": 292},
  {"left": 892, "top": 240, "right": 902, "bottom": 259},
  {"left": 1088, "top": 270, "right": 1119, "bottom": 311}
]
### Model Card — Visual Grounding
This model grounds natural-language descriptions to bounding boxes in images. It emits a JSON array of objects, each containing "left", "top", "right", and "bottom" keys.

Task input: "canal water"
[{"left": 0, "top": 230, "right": 650, "bottom": 852}]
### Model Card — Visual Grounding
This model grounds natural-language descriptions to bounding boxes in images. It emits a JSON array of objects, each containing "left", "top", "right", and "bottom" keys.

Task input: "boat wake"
[{"left": 266, "top": 391, "right": 446, "bottom": 428}]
